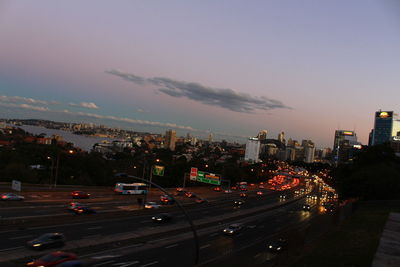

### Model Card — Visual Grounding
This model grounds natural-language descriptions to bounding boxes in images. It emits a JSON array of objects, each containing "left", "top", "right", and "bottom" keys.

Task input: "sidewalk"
[{"left": 372, "top": 212, "right": 400, "bottom": 267}]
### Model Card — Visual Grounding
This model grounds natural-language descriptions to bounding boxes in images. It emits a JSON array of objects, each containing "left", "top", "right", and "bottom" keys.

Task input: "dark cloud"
[{"left": 106, "top": 69, "right": 291, "bottom": 113}]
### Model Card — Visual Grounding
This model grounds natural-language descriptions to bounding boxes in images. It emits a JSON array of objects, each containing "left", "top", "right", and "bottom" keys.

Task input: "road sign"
[
  {"left": 12, "top": 180, "right": 21, "bottom": 192},
  {"left": 190, "top": 168, "right": 221, "bottom": 185},
  {"left": 152, "top": 165, "right": 165, "bottom": 176},
  {"left": 190, "top": 167, "right": 198, "bottom": 181}
]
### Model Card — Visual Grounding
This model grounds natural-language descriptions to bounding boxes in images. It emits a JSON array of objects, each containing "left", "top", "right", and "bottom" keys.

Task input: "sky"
[{"left": 1, "top": 0, "right": 400, "bottom": 147}]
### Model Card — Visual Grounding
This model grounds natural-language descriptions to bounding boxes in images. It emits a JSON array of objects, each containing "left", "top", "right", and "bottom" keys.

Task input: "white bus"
[{"left": 114, "top": 183, "right": 148, "bottom": 195}]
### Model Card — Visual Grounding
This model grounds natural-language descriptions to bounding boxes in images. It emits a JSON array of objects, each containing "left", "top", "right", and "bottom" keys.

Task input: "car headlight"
[
  {"left": 269, "top": 245, "right": 273, "bottom": 248},
  {"left": 277, "top": 247, "right": 281, "bottom": 250},
  {"left": 152, "top": 217, "right": 156, "bottom": 219},
  {"left": 157, "top": 218, "right": 162, "bottom": 221},
  {"left": 33, "top": 243, "right": 41, "bottom": 247}
]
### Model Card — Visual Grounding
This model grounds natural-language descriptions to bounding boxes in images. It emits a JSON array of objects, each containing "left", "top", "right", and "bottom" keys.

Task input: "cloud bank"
[
  {"left": 69, "top": 102, "right": 99, "bottom": 109},
  {"left": 106, "top": 69, "right": 291, "bottom": 113}
]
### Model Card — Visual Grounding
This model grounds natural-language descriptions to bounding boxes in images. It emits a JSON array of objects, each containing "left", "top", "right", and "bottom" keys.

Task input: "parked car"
[
  {"left": 1, "top": 193, "right": 24, "bottom": 201},
  {"left": 26, "top": 251, "right": 77, "bottom": 267},
  {"left": 160, "top": 195, "right": 175, "bottom": 204},
  {"left": 223, "top": 224, "right": 243, "bottom": 235},
  {"left": 152, "top": 213, "right": 172, "bottom": 223},
  {"left": 71, "top": 191, "right": 90, "bottom": 199},
  {"left": 26, "top": 233, "right": 65, "bottom": 250},
  {"left": 144, "top": 202, "right": 161, "bottom": 209}
]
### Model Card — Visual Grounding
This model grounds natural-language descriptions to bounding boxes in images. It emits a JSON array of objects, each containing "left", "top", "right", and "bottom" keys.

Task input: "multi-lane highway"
[{"left": 0, "top": 181, "right": 333, "bottom": 266}]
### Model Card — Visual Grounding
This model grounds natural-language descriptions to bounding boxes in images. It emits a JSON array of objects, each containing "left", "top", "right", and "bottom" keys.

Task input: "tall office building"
[
  {"left": 333, "top": 130, "right": 360, "bottom": 163},
  {"left": 257, "top": 130, "right": 268, "bottom": 141},
  {"left": 278, "top": 132, "right": 285, "bottom": 145},
  {"left": 372, "top": 111, "right": 400, "bottom": 145},
  {"left": 164, "top": 130, "right": 176, "bottom": 151},
  {"left": 304, "top": 145, "right": 315, "bottom": 163},
  {"left": 244, "top": 137, "right": 261, "bottom": 163}
]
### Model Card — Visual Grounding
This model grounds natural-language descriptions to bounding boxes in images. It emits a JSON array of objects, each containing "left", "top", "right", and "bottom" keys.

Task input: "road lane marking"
[
  {"left": 140, "top": 261, "right": 158, "bottom": 267},
  {"left": 112, "top": 261, "right": 139, "bottom": 266},
  {"left": 92, "top": 255, "right": 121, "bottom": 259},
  {"left": 9, "top": 235, "right": 33, "bottom": 240},
  {"left": 0, "top": 246, "right": 24, "bottom": 252},
  {"left": 93, "top": 260, "right": 116, "bottom": 266},
  {"left": 88, "top": 226, "right": 103, "bottom": 230},
  {"left": 200, "top": 244, "right": 211, "bottom": 250},
  {"left": 165, "top": 244, "right": 178, "bottom": 249}
]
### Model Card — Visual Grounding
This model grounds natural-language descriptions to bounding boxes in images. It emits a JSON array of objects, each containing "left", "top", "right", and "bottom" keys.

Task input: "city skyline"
[{"left": 1, "top": 1, "right": 400, "bottom": 147}]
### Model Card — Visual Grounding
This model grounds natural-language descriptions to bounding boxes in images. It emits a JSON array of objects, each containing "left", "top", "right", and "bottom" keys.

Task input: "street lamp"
[{"left": 54, "top": 149, "right": 75, "bottom": 188}]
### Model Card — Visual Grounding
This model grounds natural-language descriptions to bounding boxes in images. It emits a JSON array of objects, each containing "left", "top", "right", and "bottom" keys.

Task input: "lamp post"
[{"left": 54, "top": 149, "right": 74, "bottom": 188}]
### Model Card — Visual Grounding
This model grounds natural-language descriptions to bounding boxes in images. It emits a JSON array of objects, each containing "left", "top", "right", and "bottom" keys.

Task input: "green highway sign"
[
  {"left": 152, "top": 165, "right": 165, "bottom": 176},
  {"left": 190, "top": 168, "right": 221, "bottom": 185}
]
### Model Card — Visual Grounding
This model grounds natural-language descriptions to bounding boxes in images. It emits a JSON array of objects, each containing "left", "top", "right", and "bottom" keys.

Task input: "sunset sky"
[{"left": 1, "top": 0, "right": 400, "bottom": 147}]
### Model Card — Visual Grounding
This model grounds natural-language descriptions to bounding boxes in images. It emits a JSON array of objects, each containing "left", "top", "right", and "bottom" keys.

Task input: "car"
[
  {"left": 259, "top": 185, "right": 265, "bottom": 189},
  {"left": 71, "top": 191, "right": 90, "bottom": 199},
  {"left": 234, "top": 199, "right": 245, "bottom": 206},
  {"left": 239, "top": 187, "right": 247, "bottom": 191},
  {"left": 279, "top": 194, "right": 287, "bottom": 200},
  {"left": 223, "top": 224, "right": 243, "bottom": 235},
  {"left": 267, "top": 238, "right": 287, "bottom": 252},
  {"left": 196, "top": 198, "right": 208, "bottom": 204},
  {"left": 302, "top": 204, "right": 311, "bottom": 211},
  {"left": 72, "top": 205, "right": 96, "bottom": 215},
  {"left": 224, "top": 189, "right": 232, "bottom": 194},
  {"left": 26, "top": 233, "right": 65, "bottom": 250},
  {"left": 176, "top": 187, "right": 184, "bottom": 192},
  {"left": 160, "top": 195, "right": 175, "bottom": 204},
  {"left": 239, "top": 193, "right": 247, "bottom": 198},
  {"left": 144, "top": 202, "right": 161, "bottom": 209},
  {"left": 67, "top": 202, "right": 82, "bottom": 210},
  {"left": 250, "top": 183, "right": 255, "bottom": 186},
  {"left": 1, "top": 193, "right": 24, "bottom": 201},
  {"left": 54, "top": 260, "right": 89, "bottom": 267},
  {"left": 185, "top": 191, "right": 196, "bottom": 198},
  {"left": 256, "top": 191, "right": 264, "bottom": 196},
  {"left": 152, "top": 213, "right": 172, "bottom": 223},
  {"left": 231, "top": 186, "right": 237, "bottom": 190},
  {"left": 213, "top": 187, "right": 222, "bottom": 192},
  {"left": 26, "top": 251, "right": 77, "bottom": 267}
]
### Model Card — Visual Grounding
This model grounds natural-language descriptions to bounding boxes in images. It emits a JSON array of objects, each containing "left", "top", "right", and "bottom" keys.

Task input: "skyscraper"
[
  {"left": 333, "top": 130, "right": 360, "bottom": 163},
  {"left": 372, "top": 111, "right": 400, "bottom": 145},
  {"left": 244, "top": 137, "right": 261, "bottom": 163},
  {"left": 278, "top": 132, "right": 285, "bottom": 145},
  {"left": 164, "top": 130, "right": 176, "bottom": 151},
  {"left": 257, "top": 130, "right": 268, "bottom": 141}
]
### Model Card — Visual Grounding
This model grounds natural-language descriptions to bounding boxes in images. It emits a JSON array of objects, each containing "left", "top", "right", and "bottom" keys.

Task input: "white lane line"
[
  {"left": 165, "top": 244, "right": 178, "bottom": 249},
  {"left": 254, "top": 253, "right": 262, "bottom": 258},
  {"left": 9, "top": 235, "right": 33, "bottom": 240},
  {"left": 200, "top": 244, "right": 211, "bottom": 250},
  {"left": 84, "top": 234, "right": 102, "bottom": 239},
  {"left": 88, "top": 226, "right": 103, "bottom": 230},
  {"left": 140, "top": 261, "right": 158, "bottom": 267},
  {"left": 92, "top": 255, "right": 121, "bottom": 259},
  {"left": 112, "top": 261, "right": 139, "bottom": 266},
  {"left": 209, "top": 232, "right": 219, "bottom": 237},
  {"left": 93, "top": 260, "right": 116, "bottom": 266},
  {"left": 0, "top": 246, "right": 24, "bottom": 252}
]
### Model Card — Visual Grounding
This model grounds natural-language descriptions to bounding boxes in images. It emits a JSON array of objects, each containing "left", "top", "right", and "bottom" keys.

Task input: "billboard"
[{"left": 152, "top": 165, "right": 165, "bottom": 176}]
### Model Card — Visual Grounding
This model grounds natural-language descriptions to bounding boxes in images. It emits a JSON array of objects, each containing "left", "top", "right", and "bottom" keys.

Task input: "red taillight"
[{"left": 2, "top": 196, "right": 6, "bottom": 199}]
